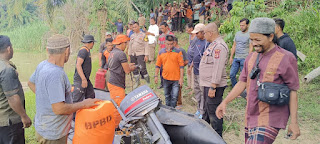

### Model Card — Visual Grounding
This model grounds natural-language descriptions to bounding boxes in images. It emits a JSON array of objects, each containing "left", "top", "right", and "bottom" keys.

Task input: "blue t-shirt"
[
  {"left": 150, "top": 13, "right": 155, "bottom": 18},
  {"left": 129, "top": 30, "right": 134, "bottom": 38},
  {"left": 187, "top": 36, "right": 199, "bottom": 66},
  {"left": 199, "top": 6, "right": 206, "bottom": 16},
  {"left": 129, "top": 29, "right": 144, "bottom": 37},
  {"left": 115, "top": 22, "right": 124, "bottom": 33},
  {"left": 30, "top": 60, "right": 73, "bottom": 140},
  {"left": 193, "top": 39, "right": 209, "bottom": 75},
  {"left": 163, "top": 9, "right": 169, "bottom": 20}
]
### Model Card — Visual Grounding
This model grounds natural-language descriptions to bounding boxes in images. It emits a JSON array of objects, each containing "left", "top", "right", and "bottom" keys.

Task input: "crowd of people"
[
  {"left": 0, "top": 0, "right": 303, "bottom": 144},
  {"left": 112, "top": 0, "right": 234, "bottom": 36}
]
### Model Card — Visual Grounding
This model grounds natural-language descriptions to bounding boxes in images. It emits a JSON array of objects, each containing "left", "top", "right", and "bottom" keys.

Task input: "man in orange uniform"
[
  {"left": 107, "top": 35, "right": 136, "bottom": 127},
  {"left": 154, "top": 35, "right": 184, "bottom": 108},
  {"left": 101, "top": 38, "right": 114, "bottom": 91}
]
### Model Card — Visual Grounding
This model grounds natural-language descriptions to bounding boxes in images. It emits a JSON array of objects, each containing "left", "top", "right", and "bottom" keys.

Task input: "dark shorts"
[
  {"left": 72, "top": 80, "right": 95, "bottom": 103},
  {"left": 0, "top": 122, "right": 25, "bottom": 144}
]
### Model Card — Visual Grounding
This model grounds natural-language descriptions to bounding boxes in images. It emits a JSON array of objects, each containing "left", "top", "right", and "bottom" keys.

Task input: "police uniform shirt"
[
  {"left": 128, "top": 31, "right": 148, "bottom": 56},
  {"left": 199, "top": 37, "right": 229, "bottom": 87}
]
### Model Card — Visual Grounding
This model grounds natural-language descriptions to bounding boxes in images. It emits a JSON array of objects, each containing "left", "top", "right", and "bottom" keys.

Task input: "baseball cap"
[
  {"left": 105, "top": 32, "right": 112, "bottom": 36},
  {"left": 0, "top": 35, "right": 11, "bottom": 51},
  {"left": 192, "top": 23, "right": 205, "bottom": 34},
  {"left": 112, "top": 34, "right": 130, "bottom": 45},
  {"left": 129, "top": 20, "right": 135, "bottom": 25}
]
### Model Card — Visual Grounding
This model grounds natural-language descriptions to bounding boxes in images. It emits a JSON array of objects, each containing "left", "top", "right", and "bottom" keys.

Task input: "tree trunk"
[{"left": 98, "top": 9, "right": 108, "bottom": 43}]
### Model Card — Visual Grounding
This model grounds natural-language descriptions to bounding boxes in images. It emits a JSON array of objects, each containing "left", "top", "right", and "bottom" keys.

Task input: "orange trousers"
[{"left": 107, "top": 83, "right": 126, "bottom": 128}]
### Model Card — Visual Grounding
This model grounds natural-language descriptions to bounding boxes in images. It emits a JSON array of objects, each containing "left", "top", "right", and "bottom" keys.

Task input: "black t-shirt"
[
  {"left": 74, "top": 47, "right": 92, "bottom": 82},
  {"left": 215, "top": 0, "right": 225, "bottom": 3},
  {"left": 107, "top": 48, "right": 128, "bottom": 89}
]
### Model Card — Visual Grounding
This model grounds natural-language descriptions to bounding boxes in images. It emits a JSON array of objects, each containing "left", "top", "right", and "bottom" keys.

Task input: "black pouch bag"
[
  {"left": 258, "top": 82, "right": 291, "bottom": 105},
  {"left": 252, "top": 54, "right": 291, "bottom": 105}
]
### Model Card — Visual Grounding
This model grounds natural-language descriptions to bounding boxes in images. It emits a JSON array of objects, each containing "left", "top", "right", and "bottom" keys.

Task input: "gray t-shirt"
[
  {"left": 99, "top": 42, "right": 106, "bottom": 53},
  {"left": 30, "top": 60, "right": 73, "bottom": 140},
  {"left": 234, "top": 31, "right": 250, "bottom": 59},
  {"left": 107, "top": 48, "right": 128, "bottom": 89},
  {"left": 178, "top": 47, "right": 187, "bottom": 61}
]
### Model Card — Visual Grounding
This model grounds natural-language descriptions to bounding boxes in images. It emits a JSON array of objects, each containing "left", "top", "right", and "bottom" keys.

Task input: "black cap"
[
  {"left": 81, "top": 35, "right": 96, "bottom": 43},
  {"left": 0, "top": 35, "right": 11, "bottom": 51}
]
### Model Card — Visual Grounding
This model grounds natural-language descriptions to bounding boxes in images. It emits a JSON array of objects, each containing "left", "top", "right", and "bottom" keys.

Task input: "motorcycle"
[{"left": 94, "top": 85, "right": 226, "bottom": 144}]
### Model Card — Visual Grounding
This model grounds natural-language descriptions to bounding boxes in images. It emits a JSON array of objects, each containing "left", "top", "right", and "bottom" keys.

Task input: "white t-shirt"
[
  {"left": 194, "top": 4, "right": 201, "bottom": 20},
  {"left": 147, "top": 24, "right": 159, "bottom": 44}
]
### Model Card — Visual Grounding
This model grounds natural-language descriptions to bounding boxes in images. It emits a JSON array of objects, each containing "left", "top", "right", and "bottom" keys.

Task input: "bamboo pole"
[
  {"left": 297, "top": 50, "right": 306, "bottom": 62},
  {"left": 304, "top": 66, "right": 320, "bottom": 83},
  {"left": 130, "top": 0, "right": 141, "bottom": 14}
]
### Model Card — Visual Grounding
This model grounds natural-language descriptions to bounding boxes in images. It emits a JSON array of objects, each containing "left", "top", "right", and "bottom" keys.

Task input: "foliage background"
[{"left": 0, "top": 0, "right": 319, "bottom": 143}]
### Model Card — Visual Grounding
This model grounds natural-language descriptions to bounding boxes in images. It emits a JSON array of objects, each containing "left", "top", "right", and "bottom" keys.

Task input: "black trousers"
[
  {"left": 202, "top": 86, "right": 225, "bottom": 137},
  {"left": 72, "top": 80, "right": 95, "bottom": 103},
  {"left": 0, "top": 122, "right": 25, "bottom": 144},
  {"left": 160, "top": 66, "right": 164, "bottom": 86},
  {"left": 130, "top": 55, "right": 148, "bottom": 76},
  {"left": 172, "top": 17, "right": 178, "bottom": 31},
  {"left": 177, "top": 16, "right": 183, "bottom": 32},
  {"left": 227, "top": 4, "right": 233, "bottom": 12}
]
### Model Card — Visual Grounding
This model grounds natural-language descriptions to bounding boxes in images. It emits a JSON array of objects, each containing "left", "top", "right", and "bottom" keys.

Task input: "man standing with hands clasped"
[
  {"left": 216, "top": 18, "right": 300, "bottom": 143},
  {"left": 145, "top": 17, "right": 159, "bottom": 63},
  {"left": 154, "top": 35, "right": 184, "bottom": 108},
  {"left": 199, "top": 22, "right": 229, "bottom": 137}
]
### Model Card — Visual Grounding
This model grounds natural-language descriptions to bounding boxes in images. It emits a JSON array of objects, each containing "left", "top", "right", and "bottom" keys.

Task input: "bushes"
[
  {"left": 0, "top": 21, "right": 49, "bottom": 52},
  {"left": 283, "top": 7, "right": 320, "bottom": 74},
  {"left": 219, "top": 0, "right": 268, "bottom": 48},
  {"left": 219, "top": 0, "right": 320, "bottom": 74}
]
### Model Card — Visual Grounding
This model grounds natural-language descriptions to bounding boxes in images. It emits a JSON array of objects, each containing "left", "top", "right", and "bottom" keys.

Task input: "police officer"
[
  {"left": 128, "top": 22, "right": 150, "bottom": 89},
  {"left": 199, "top": 23, "right": 229, "bottom": 137}
]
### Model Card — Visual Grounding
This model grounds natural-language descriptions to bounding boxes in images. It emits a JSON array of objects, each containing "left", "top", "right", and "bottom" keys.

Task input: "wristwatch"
[{"left": 210, "top": 87, "right": 216, "bottom": 90}]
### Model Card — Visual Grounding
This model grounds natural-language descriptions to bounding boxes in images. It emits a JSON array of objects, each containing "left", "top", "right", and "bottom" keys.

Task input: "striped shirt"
[{"left": 239, "top": 45, "right": 299, "bottom": 129}]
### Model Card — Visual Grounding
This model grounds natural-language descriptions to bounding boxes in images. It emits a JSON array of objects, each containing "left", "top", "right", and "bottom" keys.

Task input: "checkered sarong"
[{"left": 245, "top": 126, "right": 280, "bottom": 144}]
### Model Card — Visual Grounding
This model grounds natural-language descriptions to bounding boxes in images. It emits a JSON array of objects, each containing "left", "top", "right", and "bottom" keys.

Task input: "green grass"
[
  {"left": 25, "top": 90, "right": 37, "bottom": 144},
  {"left": 22, "top": 30, "right": 320, "bottom": 144},
  {"left": 0, "top": 21, "right": 49, "bottom": 52}
]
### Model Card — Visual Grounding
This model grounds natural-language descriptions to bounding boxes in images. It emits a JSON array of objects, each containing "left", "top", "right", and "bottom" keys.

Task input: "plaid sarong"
[{"left": 245, "top": 126, "right": 280, "bottom": 144}]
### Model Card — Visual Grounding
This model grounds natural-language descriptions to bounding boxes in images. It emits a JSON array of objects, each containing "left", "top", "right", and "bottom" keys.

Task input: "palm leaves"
[
  {"left": 45, "top": 0, "right": 66, "bottom": 26},
  {"left": 0, "top": 0, "right": 37, "bottom": 29}
]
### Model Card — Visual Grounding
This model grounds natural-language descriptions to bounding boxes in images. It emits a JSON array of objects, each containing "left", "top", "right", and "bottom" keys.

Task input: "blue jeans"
[
  {"left": 230, "top": 58, "right": 245, "bottom": 87},
  {"left": 163, "top": 79, "right": 180, "bottom": 108}
]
